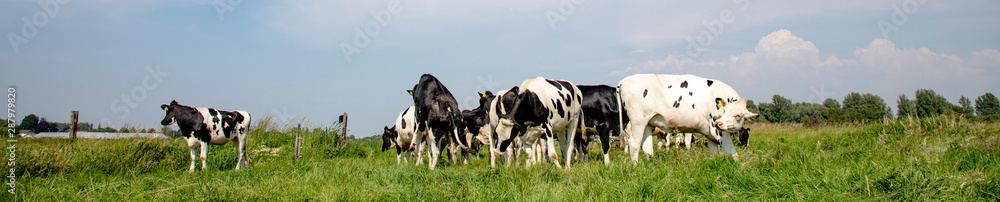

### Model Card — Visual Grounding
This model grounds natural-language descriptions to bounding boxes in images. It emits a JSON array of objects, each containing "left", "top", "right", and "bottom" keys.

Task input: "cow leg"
[
  {"left": 684, "top": 133, "right": 693, "bottom": 149},
  {"left": 188, "top": 147, "right": 198, "bottom": 173},
  {"left": 641, "top": 129, "right": 655, "bottom": 159},
  {"left": 416, "top": 141, "right": 425, "bottom": 165},
  {"left": 562, "top": 127, "right": 576, "bottom": 170},
  {"left": 396, "top": 149, "right": 403, "bottom": 165},
  {"left": 199, "top": 141, "right": 209, "bottom": 171},
  {"left": 720, "top": 131, "right": 739, "bottom": 159},
  {"left": 628, "top": 119, "right": 650, "bottom": 164},
  {"left": 186, "top": 137, "right": 198, "bottom": 173},
  {"left": 234, "top": 137, "right": 244, "bottom": 170},
  {"left": 598, "top": 126, "right": 611, "bottom": 165},
  {"left": 522, "top": 142, "right": 534, "bottom": 167}
]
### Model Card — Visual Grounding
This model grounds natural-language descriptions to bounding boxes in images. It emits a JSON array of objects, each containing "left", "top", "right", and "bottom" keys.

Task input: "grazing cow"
[
  {"left": 736, "top": 127, "right": 750, "bottom": 147},
  {"left": 575, "top": 85, "right": 628, "bottom": 165},
  {"left": 486, "top": 87, "right": 520, "bottom": 167},
  {"left": 160, "top": 100, "right": 251, "bottom": 172},
  {"left": 408, "top": 74, "right": 465, "bottom": 170},
  {"left": 493, "top": 77, "right": 585, "bottom": 169},
  {"left": 452, "top": 91, "right": 495, "bottom": 164},
  {"left": 381, "top": 106, "right": 423, "bottom": 165},
  {"left": 618, "top": 74, "right": 757, "bottom": 163}
]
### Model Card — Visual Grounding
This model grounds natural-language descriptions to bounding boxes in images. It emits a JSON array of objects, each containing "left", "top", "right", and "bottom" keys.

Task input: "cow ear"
[
  {"left": 170, "top": 100, "right": 178, "bottom": 106},
  {"left": 746, "top": 113, "right": 759, "bottom": 121},
  {"left": 406, "top": 90, "right": 413, "bottom": 96},
  {"left": 161, "top": 104, "right": 169, "bottom": 111},
  {"left": 384, "top": 126, "right": 391, "bottom": 133},
  {"left": 479, "top": 92, "right": 485, "bottom": 98}
]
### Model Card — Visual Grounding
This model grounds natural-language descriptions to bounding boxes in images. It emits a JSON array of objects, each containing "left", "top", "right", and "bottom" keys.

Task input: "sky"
[{"left": 2, "top": 0, "right": 998, "bottom": 137}]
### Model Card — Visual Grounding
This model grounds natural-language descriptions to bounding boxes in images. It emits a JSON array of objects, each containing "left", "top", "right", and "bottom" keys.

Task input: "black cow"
[
  {"left": 574, "top": 85, "right": 627, "bottom": 165},
  {"left": 736, "top": 127, "right": 750, "bottom": 147},
  {"left": 160, "top": 100, "right": 251, "bottom": 172},
  {"left": 454, "top": 91, "right": 495, "bottom": 164},
  {"left": 408, "top": 74, "right": 464, "bottom": 170}
]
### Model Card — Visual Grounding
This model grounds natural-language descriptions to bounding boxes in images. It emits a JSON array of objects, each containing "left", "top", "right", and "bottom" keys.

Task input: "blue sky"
[{"left": 3, "top": 0, "right": 998, "bottom": 137}]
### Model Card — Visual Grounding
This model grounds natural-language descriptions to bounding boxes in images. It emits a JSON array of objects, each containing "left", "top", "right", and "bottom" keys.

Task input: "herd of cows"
[
  {"left": 155, "top": 73, "right": 757, "bottom": 172},
  {"left": 380, "top": 74, "right": 758, "bottom": 170}
]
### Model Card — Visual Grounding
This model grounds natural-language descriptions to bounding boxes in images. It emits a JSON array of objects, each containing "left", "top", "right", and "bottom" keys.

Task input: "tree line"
[
  {"left": 0, "top": 114, "right": 166, "bottom": 137},
  {"left": 751, "top": 89, "right": 999, "bottom": 125}
]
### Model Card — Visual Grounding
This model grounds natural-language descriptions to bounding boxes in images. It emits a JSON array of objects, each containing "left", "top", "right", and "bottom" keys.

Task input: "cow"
[
  {"left": 160, "top": 100, "right": 251, "bottom": 172},
  {"left": 381, "top": 106, "right": 424, "bottom": 165},
  {"left": 618, "top": 74, "right": 757, "bottom": 164},
  {"left": 574, "top": 85, "right": 628, "bottom": 165},
  {"left": 408, "top": 74, "right": 466, "bottom": 170},
  {"left": 451, "top": 91, "right": 495, "bottom": 165},
  {"left": 493, "top": 77, "right": 585, "bottom": 169},
  {"left": 485, "top": 87, "right": 519, "bottom": 167},
  {"left": 737, "top": 127, "right": 750, "bottom": 147}
]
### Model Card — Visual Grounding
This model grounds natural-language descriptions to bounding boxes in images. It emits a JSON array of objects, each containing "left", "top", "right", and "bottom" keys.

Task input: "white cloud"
[{"left": 615, "top": 29, "right": 1000, "bottom": 102}]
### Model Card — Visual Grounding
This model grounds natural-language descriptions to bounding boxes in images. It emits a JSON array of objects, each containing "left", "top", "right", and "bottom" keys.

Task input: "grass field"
[{"left": 3, "top": 116, "right": 998, "bottom": 200}]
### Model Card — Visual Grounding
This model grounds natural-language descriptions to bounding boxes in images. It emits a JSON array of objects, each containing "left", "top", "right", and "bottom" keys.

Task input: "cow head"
[
  {"left": 381, "top": 126, "right": 398, "bottom": 152},
  {"left": 160, "top": 100, "right": 180, "bottom": 126},
  {"left": 713, "top": 99, "right": 758, "bottom": 132},
  {"left": 492, "top": 91, "right": 544, "bottom": 157},
  {"left": 737, "top": 127, "right": 750, "bottom": 147}
]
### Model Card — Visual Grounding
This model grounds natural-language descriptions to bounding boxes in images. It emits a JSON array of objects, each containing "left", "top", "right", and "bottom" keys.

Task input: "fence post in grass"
[
  {"left": 69, "top": 111, "right": 79, "bottom": 139},
  {"left": 339, "top": 113, "right": 348, "bottom": 147},
  {"left": 294, "top": 123, "right": 302, "bottom": 161}
]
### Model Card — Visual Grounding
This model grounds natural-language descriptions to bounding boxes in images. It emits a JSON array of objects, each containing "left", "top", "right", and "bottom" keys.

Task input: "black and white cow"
[
  {"left": 618, "top": 74, "right": 757, "bottom": 163},
  {"left": 381, "top": 106, "right": 423, "bottom": 165},
  {"left": 160, "top": 100, "right": 251, "bottom": 172},
  {"left": 493, "top": 77, "right": 585, "bottom": 169},
  {"left": 453, "top": 91, "right": 495, "bottom": 165},
  {"left": 575, "top": 85, "right": 628, "bottom": 165},
  {"left": 408, "top": 74, "right": 465, "bottom": 170},
  {"left": 486, "top": 87, "right": 522, "bottom": 168}
]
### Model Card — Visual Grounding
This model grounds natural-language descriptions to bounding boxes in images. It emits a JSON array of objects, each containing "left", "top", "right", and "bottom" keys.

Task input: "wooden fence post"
[
  {"left": 340, "top": 113, "right": 348, "bottom": 147},
  {"left": 294, "top": 123, "right": 302, "bottom": 161},
  {"left": 70, "top": 111, "right": 79, "bottom": 139}
]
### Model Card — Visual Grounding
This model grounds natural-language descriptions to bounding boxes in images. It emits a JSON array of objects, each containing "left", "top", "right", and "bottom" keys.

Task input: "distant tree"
[
  {"left": 842, "top": 92, "right": 889, "bottom": 122},
  {"left": 35, "top": 118, "right": 58, "bottom": 133},
  {"left": 786, "top": 102, "right": 828, "bottom": 125},
  {"left": 746, "top": 99, "right": 758, "bottom": 114},
  {"left": 897, "top": 94, "right": 916, "bottom": 118},
  {"left": 915, "top": 89, "right": 951, "bottom": 118},
  {"left": 958, "top": 96, "right": 973, "bottom": 115},
  {"left": 823, "top": 98, "right": 840, "bottom": 109},
  {"left": 760, "top": 95, "right": 792, "bottom": 122},
  {"left": 0, "top": 118, "right": 7, "bottom": 137},
  {"left": 975, "top": 93, "right": 999, "bottom": 116},
  {"left": 17, "top": 114, "right": 38, "bottom": 132}
]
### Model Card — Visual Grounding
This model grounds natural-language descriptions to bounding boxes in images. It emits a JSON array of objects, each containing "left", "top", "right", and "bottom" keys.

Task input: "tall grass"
[{"left": 3, "top": 115, "right": 997, "bottom": 200}]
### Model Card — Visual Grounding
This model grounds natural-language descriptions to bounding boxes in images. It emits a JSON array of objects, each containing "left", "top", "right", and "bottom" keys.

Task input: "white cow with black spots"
[
  {"left": 381, "top": 106, "right": 424, "bottom": 165},
  {"left": 618, "top": 74, "right": 757, "bottom": 163},
  {"left": 492, "top": 77, "right": 585, "bottom": 170},
  {"left": 160, "top": 100, "right": 251, "bottom": 172}
]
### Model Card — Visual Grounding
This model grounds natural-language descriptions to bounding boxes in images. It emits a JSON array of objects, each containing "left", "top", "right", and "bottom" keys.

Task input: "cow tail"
[{"left": 615, "top": 85, "right": 624, "bottom": 139}]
